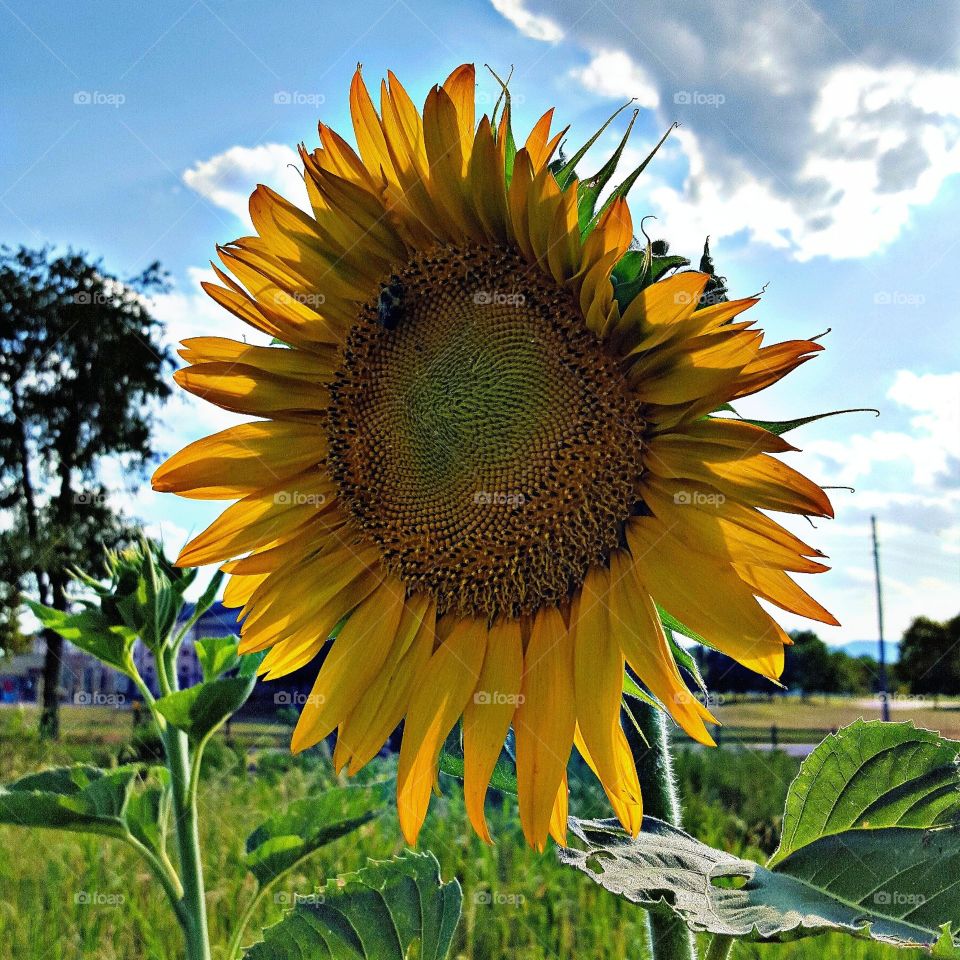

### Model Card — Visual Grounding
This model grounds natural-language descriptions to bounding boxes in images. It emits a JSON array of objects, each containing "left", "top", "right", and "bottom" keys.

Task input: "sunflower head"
[{"left": 153, "top": 64, "right": 836, "bottom": 851}]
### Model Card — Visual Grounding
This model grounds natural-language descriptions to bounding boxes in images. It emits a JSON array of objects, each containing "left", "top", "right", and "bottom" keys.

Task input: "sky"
[{"left": 1, "top": 0, "right": 958, "bottom": 647}]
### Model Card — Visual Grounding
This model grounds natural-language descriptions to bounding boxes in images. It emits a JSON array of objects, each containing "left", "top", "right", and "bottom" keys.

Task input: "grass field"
[{"left": 0, "top": 702, "right": 942, "bottom": 959}]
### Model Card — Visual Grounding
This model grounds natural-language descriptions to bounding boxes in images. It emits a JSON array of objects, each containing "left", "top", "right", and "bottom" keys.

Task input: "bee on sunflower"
[{"left": 153, "top": 64, "right": 837, "bottom": 851}]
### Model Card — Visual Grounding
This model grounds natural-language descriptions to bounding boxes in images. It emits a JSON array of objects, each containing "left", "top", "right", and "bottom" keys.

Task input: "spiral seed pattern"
[{"left": 327, "top": 244, "right": 646, "bottom": 619}]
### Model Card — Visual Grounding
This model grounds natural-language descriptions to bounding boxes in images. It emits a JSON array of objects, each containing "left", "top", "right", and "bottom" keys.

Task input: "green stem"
[
  {"left": 123, "top": 831, "right": 185, "bottom": 913},
  {"left": 226, "top": 876, "right": 280, "bottom": 960},
  {"left": 164, "top": 718, "right": 211, "bottom": 960},
  {"left": 624, "top": 698, "right": 697, "bottom": 960},
  {"left": 705, "top": 935, "right": 734, "bottom": 960}
]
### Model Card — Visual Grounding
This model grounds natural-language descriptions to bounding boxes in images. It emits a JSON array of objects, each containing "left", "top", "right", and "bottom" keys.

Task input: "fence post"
[{"left": 770, "top": 723, "right": 778, "bottom": 749}]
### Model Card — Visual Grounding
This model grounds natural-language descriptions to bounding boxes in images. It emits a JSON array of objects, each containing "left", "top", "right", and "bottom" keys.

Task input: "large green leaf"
[
  {"left": 242, "top": 851, "right": 462, "bottom": 960},
  {"left": 559, "top": 816, "right": 960, "bottom": 952},
  {"left": 0, "top": 765, "right": 139, "bottom": 836},
  {"left": 155, "top": 673, "right": 255, "bottom": 739},
  {"left": 772, "top": 720, "right": 960, "bottom": 864},
  {"left": 25, "top": 601, "right": 135, "bottom": 675},
  {"left": 245, "top": 785, "right": 384, "bottom": 886}
]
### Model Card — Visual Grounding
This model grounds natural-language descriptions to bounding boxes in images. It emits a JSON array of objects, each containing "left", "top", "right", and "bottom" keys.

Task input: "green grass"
[{"left": 0, "top": 707, "right": 928, "bottom": 959}]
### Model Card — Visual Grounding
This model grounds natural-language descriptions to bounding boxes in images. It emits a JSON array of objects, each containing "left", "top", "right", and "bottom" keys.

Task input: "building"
[{"left": 0, "top": 601, "right": 242, "bottom": 707}]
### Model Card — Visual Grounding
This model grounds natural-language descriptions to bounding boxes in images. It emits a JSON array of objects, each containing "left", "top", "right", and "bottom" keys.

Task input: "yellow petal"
[
  {"left": 291, "top": 579, "right": 406, "bottom": 752},
  {"left": 514, "top": 605, "right": 576, "bottom": 851},
  {"left": 462, "top": 619, "right": 523, "bottom": 843},
  {"left": 152, "top": 421, "right": 328, "bottom": 500},
  {"left": 397, "top": 617, "right": 487, "bottom": 844}
]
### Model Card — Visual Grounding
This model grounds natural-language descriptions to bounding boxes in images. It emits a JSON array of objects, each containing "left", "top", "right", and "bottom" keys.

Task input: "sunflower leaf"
[
  {"left": 584, "top": 123, "right": 676, "bottom": 236},
  {"left": 559, "top": 815, "right": 960, "bottom": 952},
  {"left": 124, "top": 767, "right": 172, "bottom": 857},
  {"left": 154, "top": 673, "right": 256, "bottom": 739},
  {"left": 0, "top": 765, "right": 139, "bottom": 837},
  {"left": 772, "top": 719, "right": 960, "bottom": 865},
  {"left": 555, "top": 101, "right": 636, "bottom": 191},
  {"left": 439, "top": 746, "right": 518, "bottom": 795},
  {"left": 577, "top": 110, "right": 641, "bottom": 233},
  {"left": 245, "top": 784, "right": 384, "bottom": 887},
  {"left": 24, "top": 601, "right": 136, "bottom": 676},
  {"left": 741, "top": 408, "right": 880, "bottom": 437},
  {"left": 194, "top": 635, "right": 241, "bottom": 681},
  {"left": 622, "top": 670, "right": 663, "bottom": 711},
  {"left": 242, "top": 851, "right": 462, "bottom": 960}
]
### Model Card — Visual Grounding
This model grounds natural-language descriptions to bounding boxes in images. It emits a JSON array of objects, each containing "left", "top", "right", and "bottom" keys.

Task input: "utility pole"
[{"left": 871, "top": 515, "right": 891, "bottom": 722}]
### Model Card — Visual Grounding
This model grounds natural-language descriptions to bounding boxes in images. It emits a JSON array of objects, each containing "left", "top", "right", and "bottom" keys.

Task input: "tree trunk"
[{"left": 10, "top": 388, "right": 64, "bottom": 738}]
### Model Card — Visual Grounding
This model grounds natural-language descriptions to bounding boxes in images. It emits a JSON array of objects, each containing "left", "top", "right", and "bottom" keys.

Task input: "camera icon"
[
  {"left": 74, "top": 692, "right": 92, "bottom": 705},
  {"left": 274, "top": 692, "right": 292, "bottom": 705},
  {"left": 74, "top": 891, "right": 91, "bottom": 905},
  {"left": 474, "top": 891, "right": 492, "bottom": 905},
  {"left": 274, "top": 491, "right": 292, "bottom": 505},
  {"left": 873, "top": 891, "right": 891, "bottom": 905},
  {"left": 73, "top": 91, "right": 91, "bottom": 105},
  {"left": 473, "top": 290, "right": 492, "bottom": 305},
  {"left": 473, "top": 691, "right": 492, "bottom": 705},
  {"left": 673, "top": 491, "right": 692, "bottom": 505},
  {"left": 674, "top": 90, "right": 692, "bottom": 105},
  {"left": 274, "top": 91, "right": 292, "bottom": 105}
]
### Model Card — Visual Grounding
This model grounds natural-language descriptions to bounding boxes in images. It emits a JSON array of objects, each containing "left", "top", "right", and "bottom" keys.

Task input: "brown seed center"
[{"left": 326, "top": 244, "right": 645, "bottom": 619}]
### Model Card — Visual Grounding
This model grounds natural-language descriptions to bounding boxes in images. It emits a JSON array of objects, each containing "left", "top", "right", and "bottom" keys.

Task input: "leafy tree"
[
  {"left": 0, "top": 245, "right": 173, "bottom": 736},
  {"left": 898, "top": 614, "right": 960, "bottom": 695}
]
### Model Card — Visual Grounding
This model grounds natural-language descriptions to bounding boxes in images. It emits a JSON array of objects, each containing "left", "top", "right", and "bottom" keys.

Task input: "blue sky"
[{"left": 2, "top": 0, "right": 958, "bottom": 646}]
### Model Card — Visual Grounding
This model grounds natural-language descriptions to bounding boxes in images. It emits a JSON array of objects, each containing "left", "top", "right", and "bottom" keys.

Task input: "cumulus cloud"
[
  {"left": 569, "top": 50, "right": 659, "bottom": 108},
  {"left": 492, "top": 0, "right": 960, "bottom": 260},
  {"left": 182, "top": 143, "right": 308, "bottom": 224},
  {"left": 490, "top": 0, "right": 563, "bottom": 42}
]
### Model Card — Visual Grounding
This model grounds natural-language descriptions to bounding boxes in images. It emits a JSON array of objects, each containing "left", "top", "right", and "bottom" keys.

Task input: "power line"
[{"left": 871, "top": 515, "right": 891, "bottom": 722}]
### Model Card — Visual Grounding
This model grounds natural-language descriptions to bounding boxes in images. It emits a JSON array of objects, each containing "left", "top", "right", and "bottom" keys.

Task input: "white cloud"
[
  {"left": 490, "top": 0, "right": 563, "bottom": 42},
  {"left": 569, "top": 50, "right": 659, "bottom": 109},
  {"left": 501, "top": 0, "right": 960, "bottom": 260},
  {"left": 805, "top": 370, "right": 960, "bottom": 487},
  {"left": 182, "top": 143, "right": 308, "bottom": 225}
]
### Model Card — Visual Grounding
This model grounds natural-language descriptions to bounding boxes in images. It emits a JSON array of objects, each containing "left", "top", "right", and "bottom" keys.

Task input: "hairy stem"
[
  {"left": 705, "top": 935, "right": 735, "bottom": 960},
  {"left": 164, "top": 722, "right": 212, "bottom": 960},
  {"left": 624, "top": 699, "right": 697, "bottom": 960}
]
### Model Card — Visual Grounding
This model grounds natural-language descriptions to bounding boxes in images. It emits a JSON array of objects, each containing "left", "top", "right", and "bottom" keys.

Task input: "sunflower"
[{"left": 153, "top": 64, "right": 837, "bottom": 851}]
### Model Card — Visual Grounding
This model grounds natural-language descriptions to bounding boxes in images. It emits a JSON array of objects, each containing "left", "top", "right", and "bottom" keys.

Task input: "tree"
[
  {"left": 0, "top": 245, "right": 173, "bottom": 736},
  {"left": 898, "top": 614, "right": 960, "bottom": 695}
]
